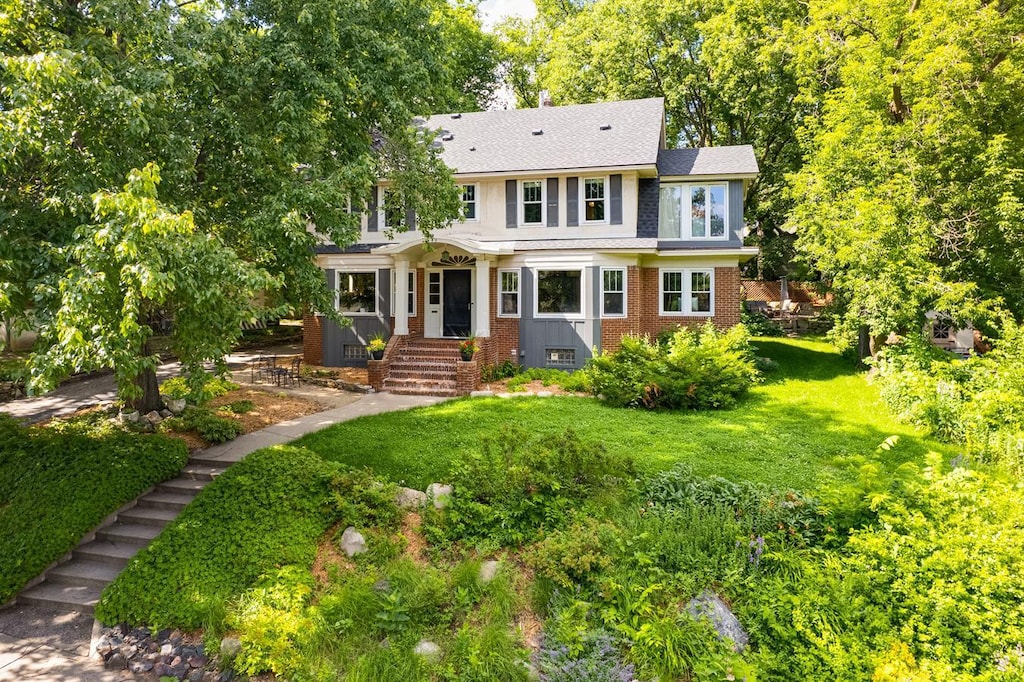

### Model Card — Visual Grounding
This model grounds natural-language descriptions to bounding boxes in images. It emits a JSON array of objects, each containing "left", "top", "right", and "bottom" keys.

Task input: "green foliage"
[
  {"left": 160, "top": 376, "right": 238, "bottom": 404},
  {"left": 222, "top": 399, "right": 255, "bottom": 415},
  {"left": 742, "top": 308, "right": 785, "bottom": 337},
  {"left": 163, "top": 406, "right": 243, "bottom": 444},
  {"left": 0, "top": 414, "right": 187, "bottom": 603},
  {"left": 585, "top": 324, "right": 760, "bottom": 410},
  {"left": 425, "top": 426, "right": 635, "bottom": 547},
  {"left": 504, "top": 367, "right": 588, "bottom": 392},
  {"left": 0, "top": 355, "right": 27, "bottom": 381},
  {"left": 875, "top": 323, "right": 1024, "bottom": 474},
  {"left": 479, "top": 360, "right": 521, "bottom": 383},
  {"left": 96, "top": 446, "right": 344, "bottom": 628}
]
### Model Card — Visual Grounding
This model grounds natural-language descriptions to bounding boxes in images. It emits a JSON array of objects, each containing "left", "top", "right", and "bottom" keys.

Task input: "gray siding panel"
[
  {"left": 505, "top": 180, "right": 517, "bottom": 228},
  {"left": 637, "top": 178, "right": 660, "bottom": 238},
  {"left": 566, "top": 176, "right": 579, "bottom": 226},
  {"left": 518, "top": 267, "right": 594, "bottom": 370},
  {"left": 591, "top": 265, "right": 602, "bottom": 352},
  {"left": 321, "top": 268, "right": 391, "bottom": 367},
  {"left": 547, "top": 177, "right": 559, "bottom": 227},
  {"left": 609, "top": 174, "right": 623, "bottom": 225},
  {"left": 406, "top": 207, "right": 417, "bottom": 232},
  {"left": 729, "top": 179, "right": 744, "bottom": 242},
  {"left": 367, "top": 186, "right": 378, "bottom": 232}
]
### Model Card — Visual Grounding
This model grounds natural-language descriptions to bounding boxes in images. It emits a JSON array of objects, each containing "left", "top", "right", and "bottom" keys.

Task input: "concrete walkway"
[{"left": 0, "top": 390, "right": 449, "bottom": 681}]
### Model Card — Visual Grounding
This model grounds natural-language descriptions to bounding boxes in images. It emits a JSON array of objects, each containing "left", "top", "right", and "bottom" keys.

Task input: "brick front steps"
[
  {"left": 17, "top": 462, "right": 227, "bottom": 613},
  {"left": 383, "top": 339, "right": 462, "bottom": 397}
]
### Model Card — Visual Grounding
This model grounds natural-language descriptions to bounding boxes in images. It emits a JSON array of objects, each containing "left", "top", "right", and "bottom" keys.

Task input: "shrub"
[
  {"left": 96, "top": 446, "right": 345, "bottom": 628},
  {"left": 536, "top": 630, "right": 636, "bottom": 682},
  {"left": 424, "top": 426, "right": 635, "bottom": 547},
  {"left": 222, "top": 399, "right": 255, "bottom": 414},
  {"left": 585, "top": 323, "right": 760, "bottom": 410},
  {"left": 480, "top": 360, "right": 521, "bottom": 383},
  {"left": 159, "top": 375, "right": 238, "bottom": 404},
  {"left": 164, "top": 406, "right": 244, "bottom": 444},
  {"left": 741, "top": 308, "right": 785, "bottom": 337},
  {"left": 0, "top": 415, "right": 187, "bottom": 603},
  {"left": 504, "top": 367, "right": 589, "bottom": 393}
]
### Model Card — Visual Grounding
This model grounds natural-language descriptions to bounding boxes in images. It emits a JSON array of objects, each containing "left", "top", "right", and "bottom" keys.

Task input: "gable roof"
[
  {"left": 657, "top": 146, "right": 758, "bottom": 178},
  {"left": 421, "top": 98, "right": 666, "bottom": 175}
]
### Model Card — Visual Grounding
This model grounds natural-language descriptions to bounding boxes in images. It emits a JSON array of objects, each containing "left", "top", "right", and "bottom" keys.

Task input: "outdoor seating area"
[{"left": 250, "top": 353, "right": 302, "bottom": 387}]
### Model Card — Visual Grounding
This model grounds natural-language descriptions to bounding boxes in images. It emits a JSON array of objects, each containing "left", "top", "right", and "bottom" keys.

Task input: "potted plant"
[
  {"left": 458, "top": 335, "right": 479, "bottom": 361},
  {"left": 366, "top": 333, "right": 387, "bottom": 361}
]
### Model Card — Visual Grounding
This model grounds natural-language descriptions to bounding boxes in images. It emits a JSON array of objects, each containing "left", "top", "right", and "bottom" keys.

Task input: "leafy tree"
[
  {"left": 790, "top": 0, "right": 1024, "bottom": 347},
  {"left": 1, "top": 0, "right": 489, "bottom": 407},
  {"left": 505, "top": 0, "right": 809, "bottom": 278}
]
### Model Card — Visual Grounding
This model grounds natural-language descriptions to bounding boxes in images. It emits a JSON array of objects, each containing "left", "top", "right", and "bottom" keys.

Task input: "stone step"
[
  {"left": 97, "top": 523, "right": 163, "bottom": 544},
  {"left": 179, "top": 463, "right": 226, "bottom": 481},
  {"left": 157, "top": 477, "right": 208, "bottom": 495},
  {"left": 47, "top": 559, "right": 121, "bottom": 589},
  {"left": 118, "top": 505, "right": 180, "bottom": 527},
  {"left": 73, "top": 539, "right": 140, "bottom": 566},
  {"left": 20, "top": 581, "right": 102, "bottom": 612},
  {"left": 135, "top": 491, "right": 195, "bottom": 512},
  {"left": 388, "top": 368, "right": 457, "bottom": 380}
]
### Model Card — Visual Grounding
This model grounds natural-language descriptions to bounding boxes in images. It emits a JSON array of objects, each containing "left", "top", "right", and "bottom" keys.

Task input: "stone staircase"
[
  {"left": 18, "top": 461, "right": 226, "bottom": 613},
  {"left": 383, "top": 339, "right": 462, "bottom": 396}
]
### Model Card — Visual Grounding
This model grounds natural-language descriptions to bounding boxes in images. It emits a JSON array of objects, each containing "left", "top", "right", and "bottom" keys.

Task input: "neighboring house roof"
[
  {"left": 742, "top": 280, "right": 830, "bottom": 305},
  {"left": 421, "top": 98, "right": 666, "bottom": 175},
  {"left": 657, "top": 146, "right": 759, "bottom": 178}
]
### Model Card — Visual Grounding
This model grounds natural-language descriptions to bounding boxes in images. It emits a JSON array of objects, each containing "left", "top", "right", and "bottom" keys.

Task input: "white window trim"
[
  {"left": 335, "top": 269, "right": 379, "bottom": 316},
  {"left": 600, "top": 266, "right": 627, "bottom": 318},
  {"left": 534, "top": 268, "right": 585, "bottom": 320},
  {"left": 519, "top": 179, "right": 546, "bottom": 226},
  {"left": 380, "top": 188, "right": 405, "bottom": 230},
  {"left": 460, "top": 183, "right": 479, "bottom": 222},
  {"left": 658, "top": 268, "right": 715, "bottom": 316},
  {"left": 581, "top": 176, "right": 609, "bottom": 225},
  {"left": 390, "top": 270, "right": 417, "bottom": 318},
  {"left": 659, "top": 183, "right": 730, "bottom": 240},
  {"left": 497, "top": 268, "right": 521, "bottom": 318}
]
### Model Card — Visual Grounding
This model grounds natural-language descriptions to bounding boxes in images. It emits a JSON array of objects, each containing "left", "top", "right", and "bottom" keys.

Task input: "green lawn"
[{"left": 296, "top": 337, "right": 956, "bottom": 492}]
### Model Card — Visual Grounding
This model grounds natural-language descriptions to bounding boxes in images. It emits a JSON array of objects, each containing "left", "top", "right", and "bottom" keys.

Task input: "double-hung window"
[
  {"left": 461, "top": 184, "right": 478, "bottom": 221},
  {"left": 390, "top": 270, "right": 416, "bottom": 317},
  {"left": 659, "top": 269, "right": 714, "bottom": 316},
  {"left": 382, "top": 189, "right": 405, "bottom": 230},
  {"left": 498, "top": 269, "right": 520, "bottom": 317},
  {"left": 601, "top": 268, "right": 626, "bottom": 317},
  {"left": 583, "top": 178, "right": 606, "bottom": 222},
  {"left": 659, "top": 184, "right": 728, "bottom": 239},
  {"left": 536, "top": 269, "right": 583, "bottom": 317},
  {"left": 521, "top": 180, "right": 544, "bottom": 225},
  {"left": 337, "top": 271, "right": 377, "bottom": 315}
]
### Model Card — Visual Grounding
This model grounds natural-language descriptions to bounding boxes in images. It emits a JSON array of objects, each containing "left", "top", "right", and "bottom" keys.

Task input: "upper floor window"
[
  {"left": 583, "top": 178, "right": 606, "bottom": 222},
  {"left": 382, "top": 188, "right": 405, "bottom": 230},
  {"left": 521, "top": 180, "right": 545, "bottom": 225},
  {"left": 461, "top": 184, "right": 478, "bottom": 221},
  {"left": 337, "top": 271, "right": 377, "bottom": 314},
  {"left": 659, "top": 268, "right": 714, "bottom": 316},
  {"left": 536, "top": 269, "right": 583, "bottom": 317},
  {"left": 659, "top": 183, "right": 728, "bottom": 239}
]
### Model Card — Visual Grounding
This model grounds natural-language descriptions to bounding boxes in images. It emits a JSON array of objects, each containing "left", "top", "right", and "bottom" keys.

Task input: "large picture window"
[
  {"left": 659, "top": 268, "right": 714, "bottom": 316},
  {"left": 601, "top": 268, "right": 626, "bottom": 317},
  {"left": 522, "top": 180, "right": 544, "bottom": 225},
  {"left": 659, "top": 184, "right": 727, "bottom": 239},
  {"left": 536, "top": 269, "right": 583, "bottom": 316},
  {"left": 583, "top": 178, "right": 606, "bottom": 222},
  {"left": 337, "top": 271, "right": 377, "bottom": 314},
  {"left": 498, "top": 269, "right": 520, "bottom": 317}
]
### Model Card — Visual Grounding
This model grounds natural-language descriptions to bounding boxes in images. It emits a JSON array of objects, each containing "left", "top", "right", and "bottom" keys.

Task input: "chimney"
[{"left": 538, "top": 89, "right": 553, "bottom": 108}]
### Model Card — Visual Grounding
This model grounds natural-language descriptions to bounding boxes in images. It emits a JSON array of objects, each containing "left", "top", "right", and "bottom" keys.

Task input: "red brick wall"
[
  {"left": 600, "top": 266, "right": 642, "bottom": 353},
  {"left": 456, "top": 359, "right": 481, "bottom": 394},
  {"left": 623, "top": 265, "right": 744, "bottom": 342},
  {"left": 488, "top": 267, "right": 520, "bottom": 366},
  {"left": 303, "top": 312, "right": 323, "bottom": 365}
]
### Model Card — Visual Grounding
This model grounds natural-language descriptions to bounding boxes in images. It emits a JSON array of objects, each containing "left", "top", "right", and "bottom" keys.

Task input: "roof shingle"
[{"left": 657, "top": 146, "right": 758, "bottom": 177}]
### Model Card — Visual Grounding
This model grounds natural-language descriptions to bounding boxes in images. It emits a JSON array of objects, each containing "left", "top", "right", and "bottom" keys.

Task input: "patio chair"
[
  {"left": 250, "top": 353, "right": 276, "bottom": 384},
  {"left": 271, "top": 357, "right": 302, "bottom": 387}
]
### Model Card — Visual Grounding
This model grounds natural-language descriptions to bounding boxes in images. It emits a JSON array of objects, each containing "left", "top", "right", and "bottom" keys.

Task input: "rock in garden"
[
  {"left": 145, "top": 410, "right": 163, "bottom": 425},
  {"left": 159, "top": 408, "right": 173, "bottom": 418},
  {"left": 426, "top": 483, "right": 453, "bottom": 509},
  {"left": 119, "top": 411, "right": 140, "bottom": 424},
  {"left": 167, "top": 398, "right": 187, "bottom": 414},
  {"left": 187, "top": 669, "right": 205, "bottom": 682},
  {"left": 395, "top": 486, "right": 427, "bottom": 509},
  {"left": 220, "top": 636, "right": 242, "bottom": 660},
  {"left": 413, "top": 639, "right": 441, "bottom": 663},
  {"left": 104, "top": 652, "right": 127, "bottom": 670},
  {"left": 479, "top": 560, "right": 500, "bottom": 584},
  {"left": 340, "top": 526, "right": 367, "bottom": 557},
  {"left": 470, "top": 390, "right": 494, "bottom": 397},
  {"left": 537, "top": 390, "right": 554, "bottom": 398},
  {"left": 129, "top": 659, "right": 154, "bottom": 673},
  {"left": 684, "top": 590, "right": 749, "bottom": 652},
  {"left": 160, "top": 643, "right": 173, "bottom": 656}
]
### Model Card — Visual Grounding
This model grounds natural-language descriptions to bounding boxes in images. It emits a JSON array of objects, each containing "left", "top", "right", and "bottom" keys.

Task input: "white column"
[
  {"left": 474, "top": 258, "right": 491, "bottom": 337},
  {"left": 394, "top": 259, "right": 410, "bottom": 336}
]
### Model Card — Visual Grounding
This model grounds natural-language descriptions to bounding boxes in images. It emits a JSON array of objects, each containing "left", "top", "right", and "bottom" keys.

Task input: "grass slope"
[{"left": 296, "top": 337, "right": 955, "bottom": 491}]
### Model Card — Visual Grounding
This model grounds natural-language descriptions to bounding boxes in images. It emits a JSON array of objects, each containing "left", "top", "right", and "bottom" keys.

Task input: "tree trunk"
[{"left": 129, "top": 366, "right": 162, "bottom": 414}]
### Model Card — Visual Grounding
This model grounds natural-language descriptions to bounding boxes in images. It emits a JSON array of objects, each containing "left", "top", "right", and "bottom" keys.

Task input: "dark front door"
[{"left": 443, "top": 269, "right": 472, "bottom": 337}]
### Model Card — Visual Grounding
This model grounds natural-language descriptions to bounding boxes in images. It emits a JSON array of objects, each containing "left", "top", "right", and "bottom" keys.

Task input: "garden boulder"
[
  {"left": 340, "top": 526, "right": 367, "bottom": 557},
  {"left": 685, "top": 590, "right": 749, "bottom": 652},
  {"left": 426, "top": 483, "right": 453, "bottom": 509},
  {"left": 413, "top": 639, "right": 441, "bottom": 663},
  {"left": 395, "top": 486, "right": 427, "bottom": 509}
]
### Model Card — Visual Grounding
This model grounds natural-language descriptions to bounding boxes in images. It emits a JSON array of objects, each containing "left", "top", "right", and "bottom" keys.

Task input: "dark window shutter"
[
  {"left": 367, "top": 186, "right": 379, "bottom": 232},
  {"left": 405, "top": 207, "right": 416, "bottom": 232},
  {"left": 566, "top": 177, "right": 579, "bottom": 226},
  {"left": 547, "top": 177, "right": 559, "bottom": 227},
  {"left": 610, "top": 174, "right": 623, "bottom": 225},
  {"left": 506, "top": 179, "right": 517, "bottom": 228}
]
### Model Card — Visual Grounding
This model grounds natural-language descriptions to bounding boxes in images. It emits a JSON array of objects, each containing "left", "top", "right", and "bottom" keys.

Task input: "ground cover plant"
[
  {"left": 296, "top": 337, "right": 955, "bottom": 491},
  {"left": 0, "top": 413, "right": 187, "bottom": 603}
]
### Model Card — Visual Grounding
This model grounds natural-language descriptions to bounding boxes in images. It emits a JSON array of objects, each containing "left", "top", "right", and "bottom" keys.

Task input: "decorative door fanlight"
[{"left": 433, "top": 250, "right": 475, "bottom": 267}]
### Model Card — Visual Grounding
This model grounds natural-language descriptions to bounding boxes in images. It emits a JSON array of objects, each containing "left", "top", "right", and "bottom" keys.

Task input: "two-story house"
[{"left": 304, "top": 97, "right": 758, "bottom": 394}]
